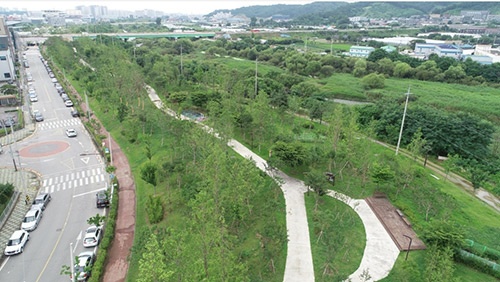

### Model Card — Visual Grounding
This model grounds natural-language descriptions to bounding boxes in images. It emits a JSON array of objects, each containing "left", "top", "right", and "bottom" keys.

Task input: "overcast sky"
[{"left": 3, "top": 0, "right": 326, "bottom": 15}]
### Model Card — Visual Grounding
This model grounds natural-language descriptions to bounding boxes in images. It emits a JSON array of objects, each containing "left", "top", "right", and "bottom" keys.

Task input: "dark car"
[
  {"left": 71, "top": 110, "right": 80, "bottom": 117},
  {"left": 96, "top": 190, "right": 110, "bottom": 208}
]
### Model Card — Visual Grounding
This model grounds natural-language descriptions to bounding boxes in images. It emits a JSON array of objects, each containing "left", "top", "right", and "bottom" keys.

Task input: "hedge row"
[
  {"left": 463, "top": 239, "right": 500, "bottom": 263},
  {"left": 88, "top": 178, "right": 119, "bottom": 282},
  {"left": 456, "top": 250, "right": 500, "bottom": 279}
]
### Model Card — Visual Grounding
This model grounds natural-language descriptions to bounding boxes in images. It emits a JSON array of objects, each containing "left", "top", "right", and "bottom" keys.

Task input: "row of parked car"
[{"left": 4, "top": 193, "right": 51, "bottom": 256}]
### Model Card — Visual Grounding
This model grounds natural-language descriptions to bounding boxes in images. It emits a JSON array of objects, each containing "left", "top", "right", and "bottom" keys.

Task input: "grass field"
[{"left": 305, "top": 195, "right": 366, "bottom": 281}]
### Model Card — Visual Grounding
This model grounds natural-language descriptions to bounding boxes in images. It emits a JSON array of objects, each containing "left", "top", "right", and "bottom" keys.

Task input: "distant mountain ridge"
[{"left": 207, "top": 2, "right": 500, "bottom": 21}]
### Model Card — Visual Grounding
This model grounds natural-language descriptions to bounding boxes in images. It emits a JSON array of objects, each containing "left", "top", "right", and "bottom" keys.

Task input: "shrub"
[
  {"left": 145, "top": 195, "right": 164, "bottom": 224},
  {"left": 0, "top": 183, "right": 14, "bottom": 204}
]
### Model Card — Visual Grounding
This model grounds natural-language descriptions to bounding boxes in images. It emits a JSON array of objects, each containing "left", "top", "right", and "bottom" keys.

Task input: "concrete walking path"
[
  {"left": 228, "top": 140, "right": 315, "bottom": 282},
  {"left": 145, "top": 85, "right": 401, "bottom": 281}
]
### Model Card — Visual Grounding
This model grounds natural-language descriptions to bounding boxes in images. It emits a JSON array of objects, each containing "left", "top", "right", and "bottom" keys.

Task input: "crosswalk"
[
  {"left": 42, "top": 167, "right": 107, "bottom": 193},
  {"left": 37, "top": 118, "right": 81, "bottom": 131}
]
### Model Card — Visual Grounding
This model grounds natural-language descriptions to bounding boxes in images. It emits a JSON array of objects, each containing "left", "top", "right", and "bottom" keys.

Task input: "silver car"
[
  {"left": 31, "top": 193, "right": 51, "bottom": 210},
  {"left": 21, "top": 208, "right": 42, "bottom": 231}
]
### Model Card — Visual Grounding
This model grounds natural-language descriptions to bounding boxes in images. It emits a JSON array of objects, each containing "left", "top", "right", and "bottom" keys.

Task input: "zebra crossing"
[
  {"left": 37, "top": 118, "right": 81, "bottom": 131},
  {"left": 42, "top": 167, "right": 107, "bottom": 193}
]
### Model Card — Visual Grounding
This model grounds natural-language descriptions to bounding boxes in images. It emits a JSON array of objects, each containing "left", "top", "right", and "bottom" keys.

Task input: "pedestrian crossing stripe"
[
  {"left": 42, "top": 168, "right": 106, "bottom": 193},
  {"left": 36, "top": 118, "right": 81, "bottom": 130}
]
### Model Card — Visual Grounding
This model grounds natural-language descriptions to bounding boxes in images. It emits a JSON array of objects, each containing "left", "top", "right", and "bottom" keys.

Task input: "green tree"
[
  {"left": 141, "top": 162, "right": 158, "bottom": 192},
  {"left": 87, "top": 213, "right": 106, "bottom": 227},
  {"left": 393, "top": 62, "right": 414, "bottom": 78},
  {"left": 137, "top": 232, "right": 173, "bottom": 282},
  {"left": 367, "top": 48, "right": 388, "bottom": 62},
  {"left": 423, "top": 219, "right": 464, "bottom": 250},
  {"left": 443, "top": 65, "right": 466, "bottom": 82},
  {"left": 370, "top": 162, "right": 395, "bottom": 191},
  {"left": 352, "top": 59, "right": 367, "bottom": 77},
  {"left": 376, "top": 58, "right": 394, "bottom": 76},
  {"left": 271, "top": 141, "right": 307, "bottom": 167},
  {"left": 425, "top": 245, "right": 458, "bottom": 282},
  {"left": 407, "top": 127, "right": 427, "bottom": 161},
  {"left": 290, "top": 81, "right": 319, "bottom": 98},
  {"left": 361, "top": 73, "right": 385, "bottom": 89}
]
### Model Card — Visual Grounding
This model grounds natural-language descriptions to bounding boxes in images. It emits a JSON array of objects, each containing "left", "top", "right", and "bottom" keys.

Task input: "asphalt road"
[{"left": 0, "top": 43, "right": 108, "bottom": 282}]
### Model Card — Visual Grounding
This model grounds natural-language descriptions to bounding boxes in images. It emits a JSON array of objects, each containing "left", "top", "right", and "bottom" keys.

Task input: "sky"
[{"left": 3, "top": 0, "right": 324, "bottom": 15}]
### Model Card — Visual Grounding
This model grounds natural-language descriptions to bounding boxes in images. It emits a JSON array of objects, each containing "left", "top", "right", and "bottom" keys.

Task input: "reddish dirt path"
[{"left": 74, "top": 90, "right": 136, "bottom": 282}]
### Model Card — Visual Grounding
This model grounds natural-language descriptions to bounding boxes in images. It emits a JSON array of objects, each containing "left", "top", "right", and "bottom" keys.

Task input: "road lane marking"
[
  {"left": 0, "top": 256, "right": 9, "bottom": 272},
  {"left": 73, "top": 188, "right": 106, "bottom": 198},
  {"left": 35, "top": 193, "right": 75, "bottom": 282}
]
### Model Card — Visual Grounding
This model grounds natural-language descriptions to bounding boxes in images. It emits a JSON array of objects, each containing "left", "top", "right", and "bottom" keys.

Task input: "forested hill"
[{"left": 207, "top": 2, "right": 500, "bottom": 21}]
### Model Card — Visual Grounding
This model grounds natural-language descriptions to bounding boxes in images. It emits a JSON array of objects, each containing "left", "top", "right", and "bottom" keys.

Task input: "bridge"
[{"left": 70, "top": 32, "right": 216, "bottom": 41}]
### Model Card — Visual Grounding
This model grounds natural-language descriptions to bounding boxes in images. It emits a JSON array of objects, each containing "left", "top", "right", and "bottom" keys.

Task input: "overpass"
[{"left": 70, "top": 32, "right": 216, "bottom": 41}]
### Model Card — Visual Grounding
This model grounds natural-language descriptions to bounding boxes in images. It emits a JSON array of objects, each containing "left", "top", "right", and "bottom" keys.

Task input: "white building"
[
  {"left": 0, "top": 18, "right": 15, "bottom": 83},
  {"left": 347, "top": 46, "right": 375, "bottom": 58},
  {"left": 414, "top": 43, "right": 463, "bottom": 59}
]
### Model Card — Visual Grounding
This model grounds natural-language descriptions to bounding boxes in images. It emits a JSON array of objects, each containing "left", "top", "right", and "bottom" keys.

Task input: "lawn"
[{"left": 305, "top": 194, "right": 366, "bottom": 281}]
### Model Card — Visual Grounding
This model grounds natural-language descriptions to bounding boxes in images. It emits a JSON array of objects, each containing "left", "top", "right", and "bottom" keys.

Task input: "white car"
[
  {"left": 74, "top": 251, "right": 95, "bottom": 281},
  {"left": 28, "top": 88, "right": 36, "bottom": 95},
  {"left": 4, "top": 230, "right": 29, "bottom": 256},
  {"left": 21, "top": 208, "right": 43, "bottom": 231},
  {"left": 66, "top": 128, "right": 77, "bottom": 137},
  {"left": 51, "top": 78, "right": 57, "bottom": 83},
  {"left": 29, "top": 94, "right": 38, "bottom": 102},
  {"left": 83, "top": 226, "right": 102, "bottom": 247},
  {"left": 65, "top": 100, "right": 73, "bottom": 107}
]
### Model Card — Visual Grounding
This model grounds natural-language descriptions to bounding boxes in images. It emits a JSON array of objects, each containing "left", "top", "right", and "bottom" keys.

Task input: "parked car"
[
  {"left": 4, "top": 230, "right": 29, "bottom": 256},
  {"left": 71, "top": 110, "right": 80, "bottom": 117},
  {"left": 96, "top": 190, "right": 110, "bottom": 208},
  {"left": 29, "top": 94, "right": 38, "bottom": 102},
  {"left": 21, "top": 208, "right": 42, "bottom": 231},
  {"left": 34, "top": 111, "right": 44, "bottom": 122},
  {"left": 51, "top": 78, "right": 57, "bottom": 83},
  {"left": 31, "top": 193, "right": 51, "bottom": 211},
  {"left": 66, "top": 128, "right": 77, "bottom": 138},
  {"left": 83, "top": 226, "right": 102, "bottom": 248},
  {"left": 73, "top": 251, "right": 95, "bottom": 281},
  {"left": 61, "top": 94, "right": 70, "bottom": 101},
  {"left": 65, "top": 100, "right": 74, "bottom": 107},
  {"left": 28, "top": 88, "right": 36, "bottom": 95},
  {"left": 3, "top": 118, "right": 15, "bottom": 127}
]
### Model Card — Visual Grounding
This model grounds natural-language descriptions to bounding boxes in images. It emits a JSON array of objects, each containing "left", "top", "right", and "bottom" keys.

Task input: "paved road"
[{"left": 0, "top": 46, "right": 108, "bottom": 282}]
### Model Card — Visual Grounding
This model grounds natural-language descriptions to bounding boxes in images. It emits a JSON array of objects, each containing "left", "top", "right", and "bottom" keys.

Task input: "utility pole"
[
  {"left": 254, "top": 58, "right": 258, "bottom": 97},
  {"left": 180, "top": 42, "right": 183, "bottom": 76},
  {"left": 396, "top": 86, "right": 411, "bottom": 155},
  {"left": 85, "top": 91, "right": 90, "bottom": 119}
]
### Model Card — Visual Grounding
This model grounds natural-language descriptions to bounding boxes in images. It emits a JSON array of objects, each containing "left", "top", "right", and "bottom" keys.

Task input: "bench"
[{"left": 395, "top": 209, "right": 412, "bottom": 227}]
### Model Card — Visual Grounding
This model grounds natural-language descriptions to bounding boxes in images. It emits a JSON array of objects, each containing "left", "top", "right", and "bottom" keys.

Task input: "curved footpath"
[{"left": 148, "top": 86, "right": 400, "bottom": 281}]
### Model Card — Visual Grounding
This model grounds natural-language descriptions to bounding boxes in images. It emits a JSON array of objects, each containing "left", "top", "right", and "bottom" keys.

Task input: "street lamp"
[
  {"left": 70, "top": 242, "right": 75, "bottom": 282},
  {"left": 1, "top": 119, "right": 17, "bottom": 171},
  {"left": 403, "top": 234, "right": 413, "bottom": 261}
]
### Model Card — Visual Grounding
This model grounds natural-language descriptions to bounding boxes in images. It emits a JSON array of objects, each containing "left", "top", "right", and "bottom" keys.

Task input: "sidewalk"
[{"left": 0, "top": 121, "right": 41, "bottom": 259}]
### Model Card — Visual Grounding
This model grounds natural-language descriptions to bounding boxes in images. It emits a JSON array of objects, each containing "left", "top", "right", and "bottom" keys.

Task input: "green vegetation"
[
  {"left": 44, "top": 25, "right": 500, "bottom": 281},
  {"left": 305, "top": 195, "right": 365, "bottom": 281}
]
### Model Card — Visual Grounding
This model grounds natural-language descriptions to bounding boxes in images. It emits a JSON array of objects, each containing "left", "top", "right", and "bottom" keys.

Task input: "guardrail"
[{"left": 0, "top": 191, "right": 20, "bottom": 229}]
